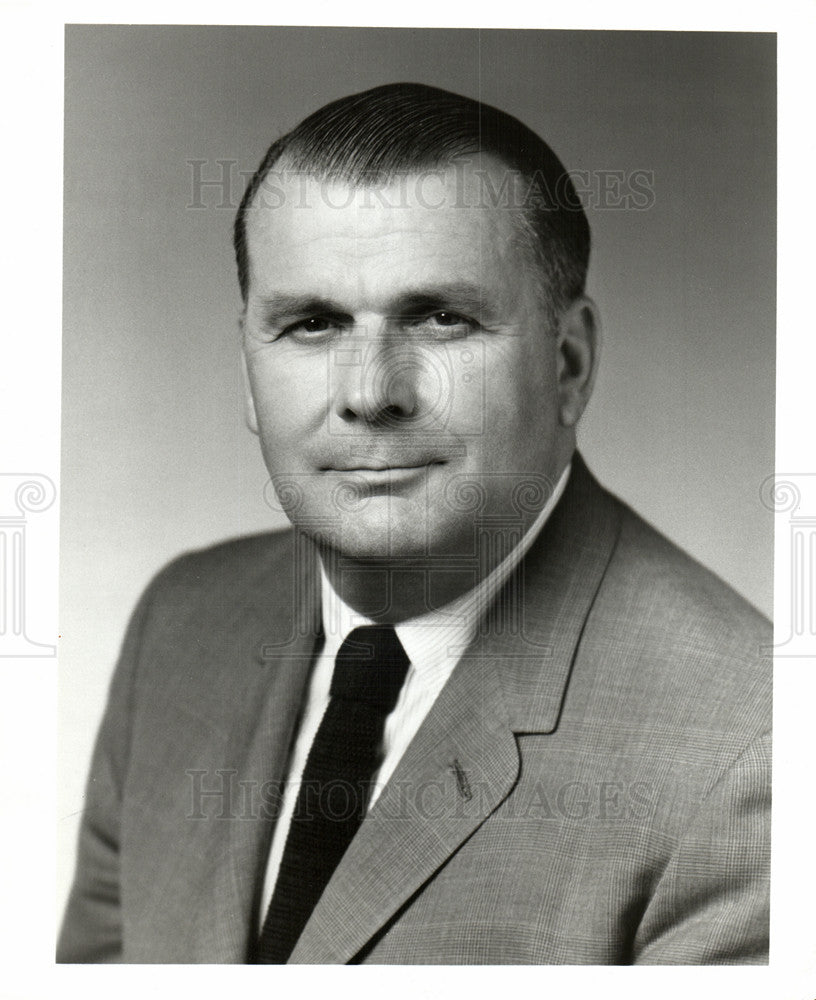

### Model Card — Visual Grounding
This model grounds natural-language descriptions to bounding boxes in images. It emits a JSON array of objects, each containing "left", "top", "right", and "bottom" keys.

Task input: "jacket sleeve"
[
  {"left": 633, "top": 732, "right": 771, "bottom": 964},
  {"left": 56, "top": 581, "right": 156, "bottom": 963}
]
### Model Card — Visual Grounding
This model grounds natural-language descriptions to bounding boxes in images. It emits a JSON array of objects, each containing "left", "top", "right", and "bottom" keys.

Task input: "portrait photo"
[{"left": 55, "top": 24, "right": 777, "bottom": 971}]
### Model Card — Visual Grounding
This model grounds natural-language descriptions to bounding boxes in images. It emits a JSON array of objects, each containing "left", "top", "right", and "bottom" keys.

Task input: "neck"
[{"left": 316, "top": 547, "right": 491, "bottom": 624}]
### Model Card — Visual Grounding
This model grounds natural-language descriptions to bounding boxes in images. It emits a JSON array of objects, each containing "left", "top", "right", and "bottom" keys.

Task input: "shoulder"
[
  {"left": 611, "top": 499, "right": 770, "bottom": 647},
  {"left": 149, "top": 527, "right": 297, "bottom": 590},
  {"left": 568, "top": 455, "right": 770, "bottom": 660},
  {"left": 109, "top": 527, "right": 307, "bottom": 701},
  {"left": 584, "top": 493, "right": 771, "bottom": 741},
  {"left": 134, "top": 527, "right": 299, "bottom": 628}
]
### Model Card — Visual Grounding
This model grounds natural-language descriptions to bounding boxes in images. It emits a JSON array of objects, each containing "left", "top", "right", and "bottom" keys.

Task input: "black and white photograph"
[{"left": 1, "top": 10, "right": 814, "bottom": 998}]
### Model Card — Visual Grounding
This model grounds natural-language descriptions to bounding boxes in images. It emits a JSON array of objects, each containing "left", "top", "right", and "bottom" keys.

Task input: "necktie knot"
[{"left": 331, "top": 625, "right": 410, "bottom": 712}]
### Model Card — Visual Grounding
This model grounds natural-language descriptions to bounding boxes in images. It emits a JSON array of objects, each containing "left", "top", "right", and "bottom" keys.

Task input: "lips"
[
  {"left": 320, "top": 456, "right": 444, "bottom": 472},
  {"left": 329, "top": 462, "right": 435, "bottom": 472},
  {"left": 319, "top": 461, "right": 443, "bottom": 491}
]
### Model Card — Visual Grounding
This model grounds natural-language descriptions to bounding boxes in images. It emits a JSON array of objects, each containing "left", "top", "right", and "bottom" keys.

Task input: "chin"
[{"left": 298, "top": 511, "right": 462, "bottom": 564}]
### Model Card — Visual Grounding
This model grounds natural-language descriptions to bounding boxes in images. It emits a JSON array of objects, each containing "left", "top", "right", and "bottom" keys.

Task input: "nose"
[{"left": 333, "top": 331, "right": 420, "bottom": 426}]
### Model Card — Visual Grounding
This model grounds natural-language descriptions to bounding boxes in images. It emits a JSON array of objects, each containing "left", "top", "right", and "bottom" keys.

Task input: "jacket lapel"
[
  {"left": 290, "top": 454, "right": 622, "bottom": 963},
  {"left": 194, "top": 531, "right": 322, "bottom": 962}
]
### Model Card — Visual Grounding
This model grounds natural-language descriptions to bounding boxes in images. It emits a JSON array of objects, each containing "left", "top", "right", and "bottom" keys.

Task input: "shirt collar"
[{"left": 319, "top": 462, "right": 571, "bottom": 687}]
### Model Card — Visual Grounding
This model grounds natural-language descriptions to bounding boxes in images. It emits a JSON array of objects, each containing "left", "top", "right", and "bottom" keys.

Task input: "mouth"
[
  {"left": 322, "top": 460, "right": 443, "bottom": 487},
  {"left": 322, "top": 458, "right": 444, "bottom": 473},
  {"left": 330, "top": 463, "right": 431, "bottom": 472}
]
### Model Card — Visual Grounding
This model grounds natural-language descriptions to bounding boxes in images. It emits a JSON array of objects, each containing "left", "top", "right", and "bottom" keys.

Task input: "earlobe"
[
  {"left": 239, "top": 323, "right": 260, "bottom": 435},
  {"left": 556, "top": 295, "right": 601, "bottom": 428}
]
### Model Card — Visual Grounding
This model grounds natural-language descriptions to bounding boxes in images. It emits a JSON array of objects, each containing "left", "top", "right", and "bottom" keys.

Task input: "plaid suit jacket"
[{"left": 58, "top": 454, "right": 771, "bottom": 964}]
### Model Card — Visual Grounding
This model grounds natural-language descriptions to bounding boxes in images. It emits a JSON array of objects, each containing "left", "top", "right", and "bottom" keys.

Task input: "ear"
[
  {"left": 555, "top": 295, "right": 601, "bottom": 428},
  {"left": 239, "top": 315, "right": 259, "bottom": 435}
]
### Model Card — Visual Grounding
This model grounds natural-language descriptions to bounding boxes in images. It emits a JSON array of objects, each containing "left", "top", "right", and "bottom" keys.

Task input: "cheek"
[
  {"left": 249, "top": 354, "right": 328, "bottom": 444},
  {"left": 477, "top": 343, "right": 559, "bottom": 456},
  {"left": 480, "top": 339, "right": 551, "bottom": 417},
  {"left": 513, "top": 331, "right": 559, "bottom": 413}
]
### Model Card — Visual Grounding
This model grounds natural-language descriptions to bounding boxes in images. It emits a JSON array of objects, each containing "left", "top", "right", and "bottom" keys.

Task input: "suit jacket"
[{"left": 57, "top": 454, "right": 771, "bottom": 964}]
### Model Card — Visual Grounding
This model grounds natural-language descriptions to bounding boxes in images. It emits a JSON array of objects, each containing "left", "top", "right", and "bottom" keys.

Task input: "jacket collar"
[{"left": 488, "top": 450, "right": 623, "bottom": 732}]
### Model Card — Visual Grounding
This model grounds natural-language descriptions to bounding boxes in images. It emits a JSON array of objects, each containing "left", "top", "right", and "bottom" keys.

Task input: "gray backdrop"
[{"left": 59, "top": 26, "right": 775, "bottom": 913}]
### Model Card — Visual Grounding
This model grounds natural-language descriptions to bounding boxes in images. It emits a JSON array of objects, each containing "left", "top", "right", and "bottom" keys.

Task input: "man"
[{"left": 58, "top": 83, "right": 771, "bottom": 964}]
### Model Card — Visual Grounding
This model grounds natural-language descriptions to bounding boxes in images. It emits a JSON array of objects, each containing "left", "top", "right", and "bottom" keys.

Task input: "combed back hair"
[{"left": 233, "top": 82, "right": 590, "bottom": 319}]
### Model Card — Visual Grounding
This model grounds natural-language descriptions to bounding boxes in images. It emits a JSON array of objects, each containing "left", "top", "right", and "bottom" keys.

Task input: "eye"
[
  {"left": 417, "top": 311, "right": 477, "bottom": 338},
  {"left": 431, "top": 311, "right": 467, "bottom": 326},
  {"left": 295, "top": 317, "right": 331, "bottom": 334},
  {"left": 281, "top": 316, "right": 336, "bottom": 342}
]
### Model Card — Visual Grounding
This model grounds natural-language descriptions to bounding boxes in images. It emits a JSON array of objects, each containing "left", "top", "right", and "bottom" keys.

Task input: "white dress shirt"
[{"left": 258, "top": 463, "right": 570, "bottom": 921}]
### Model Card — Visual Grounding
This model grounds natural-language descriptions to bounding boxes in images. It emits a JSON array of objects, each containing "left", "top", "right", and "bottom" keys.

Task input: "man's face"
[{"left": 242, "top": 158, "right": 574, "bottom": 560}]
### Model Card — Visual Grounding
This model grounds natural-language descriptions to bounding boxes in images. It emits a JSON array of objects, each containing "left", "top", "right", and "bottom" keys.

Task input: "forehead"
[{"left": 243, "top": 159, "right": 534, "bottom": 299}]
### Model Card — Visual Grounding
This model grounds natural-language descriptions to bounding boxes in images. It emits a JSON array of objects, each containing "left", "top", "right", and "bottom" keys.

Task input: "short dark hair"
[{"left": 233, "top": 82, "right": 590, "bottom": 317}]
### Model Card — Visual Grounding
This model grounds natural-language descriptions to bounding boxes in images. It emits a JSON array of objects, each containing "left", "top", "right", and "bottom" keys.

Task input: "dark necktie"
[{"left": 252, "top": 624, "right": 410, "bottom": 964}]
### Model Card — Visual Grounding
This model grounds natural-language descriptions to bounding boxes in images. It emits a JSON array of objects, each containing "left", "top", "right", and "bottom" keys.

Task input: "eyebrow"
[
  {"left": 256, "top": 283, "right": 496, "bottom": 323},
  {"left": 256, "top": 294, "right": 353, "bottom": 324},
  {"left": 394, "top": 284, "right": 491, "bottom": 317}
]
